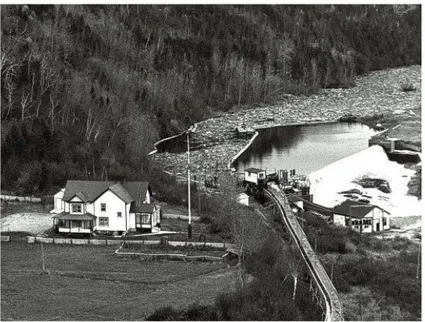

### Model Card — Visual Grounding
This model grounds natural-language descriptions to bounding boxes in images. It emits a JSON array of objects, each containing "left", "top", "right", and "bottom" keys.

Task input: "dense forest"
[{"left": 1, "top": 5, "right": 421, "bottom": 195}]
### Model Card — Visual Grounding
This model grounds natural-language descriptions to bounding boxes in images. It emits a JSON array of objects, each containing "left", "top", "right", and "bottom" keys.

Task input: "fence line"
[
  {"left": 1, "top": 236, "right": 11, "bottom": 242},
  {"left": 26, "top": 236, "right": 233, "bottom": 249},
  {"left": 1, "top": 195, "right": 42, "bottom": 203},
  {"left": 115, "top": 250, "right": 224, "bottom": 262}
]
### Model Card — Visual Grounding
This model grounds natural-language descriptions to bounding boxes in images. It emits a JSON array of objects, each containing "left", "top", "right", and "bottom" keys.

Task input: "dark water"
[{"left": 234, "top": 122, "right": 377, "bottom": 175}]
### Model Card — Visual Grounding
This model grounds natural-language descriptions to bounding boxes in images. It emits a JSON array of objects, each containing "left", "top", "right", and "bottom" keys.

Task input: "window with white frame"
[
  {"left": 117, "top": 212, "right": 122, "bottom": 218},
  {"left": 383, "top": 217, "right": 387, "bottom": 226},
  {"left": 71, "top": 203, "right": 82, "bottom": 213},
  {"left": 99, "top": 217, "right": 109, "bottom": 226},
  {"left": 101, "top": 203, "right": 106, "bottom": 212}
]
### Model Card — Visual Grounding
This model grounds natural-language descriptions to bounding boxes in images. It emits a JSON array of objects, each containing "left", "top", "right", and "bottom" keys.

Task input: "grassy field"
[{"left": 1, "top": 242, "right": 236, "bottom": 321}]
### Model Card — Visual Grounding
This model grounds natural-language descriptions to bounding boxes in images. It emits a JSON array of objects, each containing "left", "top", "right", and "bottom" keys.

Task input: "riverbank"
[{"left": 150, "top": 65, "right": 421, "bottom": 184}]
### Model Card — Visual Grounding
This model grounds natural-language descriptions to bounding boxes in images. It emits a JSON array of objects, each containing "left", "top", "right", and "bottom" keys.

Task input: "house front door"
[{"left": 376, "top": 222, "right": 380, "bottom": 232}]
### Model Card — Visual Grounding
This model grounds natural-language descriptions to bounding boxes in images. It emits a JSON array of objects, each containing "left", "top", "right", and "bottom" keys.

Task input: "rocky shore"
[{"left": 150, "top": 65, "right": 421, "bottom": 184}]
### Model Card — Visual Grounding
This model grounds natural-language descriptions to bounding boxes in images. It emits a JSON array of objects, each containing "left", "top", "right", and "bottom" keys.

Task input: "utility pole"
[
  {"left": 186, "top": 126, "right": 195, "bottom": 239},
  {"left": 417, "top": 243, "right": 421, "bottom": 282}
]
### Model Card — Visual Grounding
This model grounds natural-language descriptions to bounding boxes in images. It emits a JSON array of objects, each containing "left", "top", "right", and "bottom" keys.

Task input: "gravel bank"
[{"left": 150, "top": 65, "right": 421, "bottom": 183}]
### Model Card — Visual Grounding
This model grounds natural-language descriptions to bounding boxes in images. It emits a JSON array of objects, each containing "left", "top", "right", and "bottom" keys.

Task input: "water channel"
[{"left": 234, "top": 122, "right": 378, "bottom": 175}]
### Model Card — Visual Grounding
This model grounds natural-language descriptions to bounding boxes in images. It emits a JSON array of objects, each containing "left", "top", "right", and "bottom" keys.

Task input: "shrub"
[
  {"left": 401, "top": 82, "right": 416, "bottom": 92},
  {"left": 146, "top": 306, "right": 183, "bottom": 321}
]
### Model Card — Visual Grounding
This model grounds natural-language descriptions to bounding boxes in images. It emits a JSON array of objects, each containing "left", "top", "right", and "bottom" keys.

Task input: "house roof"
[
  {"left": 122, "top": 181, "right": 151, "bottom": 210},
  {"left": 244, "top": 167, "right": 265, "bottom": 173},
  {"left": 108, "top": 182, "right": 134, "bottom": 204},
  {"left": 333, "top": 200, "right": 389, "bottom": 218},
  {"left": 63, "top": 180, "right": 149, "bottom": 205},
  {"left": 131, "top": 203, "right": 154, "bottom": 213},
  {"left": 63, "top": 180, "right": 114, "bottom": 202}
]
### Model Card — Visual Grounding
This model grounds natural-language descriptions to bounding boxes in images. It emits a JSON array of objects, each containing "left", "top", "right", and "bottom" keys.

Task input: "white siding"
[
  {"left": 128, "top": 212, "right": 136, "bottom": 230},
  {"left": 93, "top": 190, "right": 127, "bottom": 232},
  {"left": 86, "top": 202, "right": 94, "bottom": 214},
  {"left": 54, "top": 197, "right": 63, "bottom": 210},
  {"left": 237, "top": 193, "right": 249, "bottom": 206},
  {"left": 333, "top": 214, "right": 346, "bottom": 227}
]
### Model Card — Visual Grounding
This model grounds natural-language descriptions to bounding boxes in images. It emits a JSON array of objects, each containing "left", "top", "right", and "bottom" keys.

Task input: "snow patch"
[{"left": 308, "top": 145, "right": 422, "bottom": 217}]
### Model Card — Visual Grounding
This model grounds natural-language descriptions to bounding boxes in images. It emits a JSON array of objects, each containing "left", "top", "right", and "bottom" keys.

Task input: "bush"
[
  {"left": 401, "top": 82, "right": 416, "bottom": 92},
  {"left": 146, "top": 306, "right": 183, "bottom": 321}
]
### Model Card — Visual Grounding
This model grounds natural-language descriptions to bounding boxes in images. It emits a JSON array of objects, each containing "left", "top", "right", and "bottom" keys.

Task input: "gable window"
[
  {"left": 71, "top": 204, "right": 82, "bottom": 213},
  {"left": 117, "top": 212, "right": 122, "bottom": 218},
  {"left": 101, "top": 203, "right": 106, "bottom": 212},
  {"left": 99, "top": 217, "right": 109, "bottom": 227}
]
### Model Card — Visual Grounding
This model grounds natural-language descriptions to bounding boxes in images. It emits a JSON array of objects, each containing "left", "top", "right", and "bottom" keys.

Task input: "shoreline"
[{"left": 149, "top": 65, "right": 421, "bottom": 185}]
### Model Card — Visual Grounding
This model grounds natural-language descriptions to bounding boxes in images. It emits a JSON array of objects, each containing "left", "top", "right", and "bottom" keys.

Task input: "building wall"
[
  {"left": 93, "top": 190, "right": 127, "bottom": 232},
  {"left": 333, "top": 208, "right": 390, "bottom": 233},
  {"left": 244, "top": 171, "right": 259, "bottom": 184},
  {"left": 333, "top": 214, "right": 346, "bottom": 227},
  {"left": 54, "top": 197, "right": 62, "bottom": 210},
  {"left": 244, "top": 171, "right": 265, "bottom": 184}
]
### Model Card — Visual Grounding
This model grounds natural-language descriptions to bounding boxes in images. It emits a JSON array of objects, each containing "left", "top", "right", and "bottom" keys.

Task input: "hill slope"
[{"left": 1, "top": 5, "right": 421, "bottom": 194}]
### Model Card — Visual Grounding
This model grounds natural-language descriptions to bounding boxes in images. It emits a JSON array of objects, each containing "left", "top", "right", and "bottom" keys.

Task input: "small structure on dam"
[{"left": 369, "top": 136, "right": 421, "bottom": 163}]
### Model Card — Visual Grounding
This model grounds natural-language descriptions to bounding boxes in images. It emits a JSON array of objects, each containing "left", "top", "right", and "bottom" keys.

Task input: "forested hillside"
[{"left": 1, "top": 5, "right": 421, "bottom": 194}]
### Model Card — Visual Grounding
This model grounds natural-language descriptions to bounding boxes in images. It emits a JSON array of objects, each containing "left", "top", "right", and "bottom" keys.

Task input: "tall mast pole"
[{"left": 187, "top": 130, "right": 192, "bottom": 239}]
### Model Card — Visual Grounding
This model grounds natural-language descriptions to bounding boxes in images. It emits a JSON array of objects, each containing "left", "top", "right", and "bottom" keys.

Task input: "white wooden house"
[
  {"left": 52, "top": 180, "right": 160, "bottom": 235},
  {"left": 331, "top": 200, "right": 390, "bottom": 233}
]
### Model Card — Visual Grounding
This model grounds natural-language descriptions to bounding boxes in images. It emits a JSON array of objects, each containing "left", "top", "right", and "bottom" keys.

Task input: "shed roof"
[
  {"left": 131, "top": 203, "right": 154, "bottom": 213},
  {"left": 333, "top": 200, "right": 389, "bottom": 218},
  {"left": 244, "top": 167, "right": 265, "bottom": 173}
]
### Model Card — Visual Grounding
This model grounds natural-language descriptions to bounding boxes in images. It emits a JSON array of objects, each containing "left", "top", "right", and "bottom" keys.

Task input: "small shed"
[
  {"left": 237, "top": 193, "right": 250, "bottom": 206},
  {"left": 244, "top": 167, "right": 266, "bottom": 185}
]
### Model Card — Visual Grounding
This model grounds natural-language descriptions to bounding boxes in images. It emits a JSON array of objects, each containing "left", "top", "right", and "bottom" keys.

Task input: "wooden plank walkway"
[{"left": 263, "top": 187, "right": 344, "bottom": 321}]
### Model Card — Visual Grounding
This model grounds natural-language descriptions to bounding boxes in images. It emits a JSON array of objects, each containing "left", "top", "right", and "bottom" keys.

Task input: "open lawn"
[
  {"left": 0, "top": 202, "right": 52, "bottom": 218},
  {"left": 1, "top": 242, "right": 236, "bottom": 320}
]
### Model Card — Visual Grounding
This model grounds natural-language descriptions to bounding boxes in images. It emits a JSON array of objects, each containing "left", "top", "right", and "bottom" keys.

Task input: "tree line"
[{"left": 1, "top": 4, "right": 421, "bottom": 195}]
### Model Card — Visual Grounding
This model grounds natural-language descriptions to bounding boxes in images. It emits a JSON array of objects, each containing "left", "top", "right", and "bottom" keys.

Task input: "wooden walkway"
[{"left": 263, "top": 187, "right": 344, "bottom": 321}]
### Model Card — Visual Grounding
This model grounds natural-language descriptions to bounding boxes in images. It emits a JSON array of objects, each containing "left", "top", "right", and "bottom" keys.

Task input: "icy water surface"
[{"left": 235, "top": 122, "right": 377, "bottom": 175}]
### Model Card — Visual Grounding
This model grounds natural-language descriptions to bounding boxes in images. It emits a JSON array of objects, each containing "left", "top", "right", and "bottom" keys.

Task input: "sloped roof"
[
  {"left": 63, "top": 180, "right": 149, "bottom": 204},
  {"left": 244, "top": 167, "right": 265, "bottom": 173},
  {"left": 333, "top": 200, "right": 388, "bottom": 218},
  {"left": 108, "top": 182, "right": 134, "bottom": 204},
  {"left": 131, "top": 203, "right": 154, "bottom": 213},
  {"left": 75, "top": 191, "right": 89, "bottom": 202},
  {"left": 122, "top": 181, "right": 150, "bottom": 208},
  {"left": 63, "top": 180, "right": 113, "bottom": 202}
]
